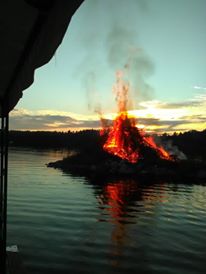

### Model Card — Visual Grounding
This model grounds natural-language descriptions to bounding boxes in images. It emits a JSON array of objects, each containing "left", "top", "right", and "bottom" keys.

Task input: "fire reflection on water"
[{"left": 95, "top": 179, "right": 168, "bottom": 267}]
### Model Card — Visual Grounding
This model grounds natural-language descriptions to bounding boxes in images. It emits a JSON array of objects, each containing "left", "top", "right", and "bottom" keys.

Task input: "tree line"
[{"left": 8, "top": 129, "right": 206, "bottom": 160}]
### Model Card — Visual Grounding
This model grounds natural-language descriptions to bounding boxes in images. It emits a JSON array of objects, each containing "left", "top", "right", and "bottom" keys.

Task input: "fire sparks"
[{"left": 100, "top": 72, "right": 172, "bottom": 163}]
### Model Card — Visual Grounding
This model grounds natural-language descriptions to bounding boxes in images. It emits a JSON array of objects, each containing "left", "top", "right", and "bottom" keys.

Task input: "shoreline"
[{"left": 47, "top": 154, "right": 206, "bottom": 184}]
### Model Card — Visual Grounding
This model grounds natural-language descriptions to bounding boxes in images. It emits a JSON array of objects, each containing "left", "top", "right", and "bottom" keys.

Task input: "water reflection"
[
  {"left": 96, "top": 180, "right": 140, "bottom": 222},
  {"left": 96, "top": 179, "right": 140, "bottom": 267},
  {"left": 92, "top": 179, "right": 168, "bottom": 268},
  {"left": 94, "top": 179, "right": 169, "bottom": 222}
]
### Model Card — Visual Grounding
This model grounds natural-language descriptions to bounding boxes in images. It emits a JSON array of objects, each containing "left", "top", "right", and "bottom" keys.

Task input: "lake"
[{"left": 7, "top": 148, "right": 206, "bottom": 274}]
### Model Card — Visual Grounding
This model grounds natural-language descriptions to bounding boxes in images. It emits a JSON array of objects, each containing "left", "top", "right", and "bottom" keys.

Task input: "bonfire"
[{"left": 100, "top": 71, "right": 172, "bottom": 163}]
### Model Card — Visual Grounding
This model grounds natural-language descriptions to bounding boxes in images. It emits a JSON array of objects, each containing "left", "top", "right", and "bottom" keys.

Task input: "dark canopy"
[{"left": 0, "top": 0, "right": 83, "bottom": 116}]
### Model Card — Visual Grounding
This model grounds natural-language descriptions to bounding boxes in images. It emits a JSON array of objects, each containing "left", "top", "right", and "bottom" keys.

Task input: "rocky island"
[{"left": 47, "top": 147, "right": 206, "bottom": 183}]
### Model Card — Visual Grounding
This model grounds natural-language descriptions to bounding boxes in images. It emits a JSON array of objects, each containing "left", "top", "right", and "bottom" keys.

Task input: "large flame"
[{"left": 101, "top": 71, "right": 172, "bottom": 163}]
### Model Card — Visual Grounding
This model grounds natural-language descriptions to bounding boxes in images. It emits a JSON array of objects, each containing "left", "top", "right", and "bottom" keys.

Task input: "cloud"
[
  {"left": 140, "top": 93, "right": 206, "bottom": 110},
  {"left": 10, "top": 92, "right": 206, "bottom": 133},
  {"left": 158, "top": 101, "right": 201, "bottom": 109},
  {"left": 193, "top": 86, "right": 206, "bottom": 90},
  {"left": 10, "top": 109, "right": 100, "bottom": 131}
]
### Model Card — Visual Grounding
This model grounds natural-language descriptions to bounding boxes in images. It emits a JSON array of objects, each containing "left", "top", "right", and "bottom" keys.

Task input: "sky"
[{"left": 10, "top": 0, "right": 206, "bottom": 133}]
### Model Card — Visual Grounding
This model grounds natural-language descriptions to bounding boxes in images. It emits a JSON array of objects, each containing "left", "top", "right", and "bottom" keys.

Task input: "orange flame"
[{"left": 101, "top": 71, "right": 172, "bottom": 163}]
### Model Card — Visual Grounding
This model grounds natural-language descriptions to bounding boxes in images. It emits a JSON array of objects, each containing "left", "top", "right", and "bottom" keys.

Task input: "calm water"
[{"left": 7, "top": 148, "right": 206, "bottom": 274}]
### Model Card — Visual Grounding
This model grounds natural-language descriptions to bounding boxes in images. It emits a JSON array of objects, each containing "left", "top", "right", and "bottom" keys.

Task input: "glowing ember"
[{"left": 101, "top": 71, "right": 172, "bottom": 163}]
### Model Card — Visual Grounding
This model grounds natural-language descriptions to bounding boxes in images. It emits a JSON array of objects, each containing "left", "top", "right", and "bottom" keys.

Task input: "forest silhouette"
[{"left": 8, "top": 129, "right": 206, "bottom": 161}]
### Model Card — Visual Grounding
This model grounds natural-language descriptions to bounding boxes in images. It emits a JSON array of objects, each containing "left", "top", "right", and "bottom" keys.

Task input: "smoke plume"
[{"left": 106, "top": 25, "right": 155, "bottom": 103}]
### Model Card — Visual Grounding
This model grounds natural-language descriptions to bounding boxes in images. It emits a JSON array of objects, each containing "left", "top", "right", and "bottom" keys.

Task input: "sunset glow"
[{"left": 10, "top": 91, "right": 206, "bottom": 134}]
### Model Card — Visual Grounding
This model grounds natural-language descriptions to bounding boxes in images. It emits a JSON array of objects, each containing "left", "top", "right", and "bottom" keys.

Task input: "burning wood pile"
[{"left": 100, "top": 71, "right": 172, "bottom": 164}]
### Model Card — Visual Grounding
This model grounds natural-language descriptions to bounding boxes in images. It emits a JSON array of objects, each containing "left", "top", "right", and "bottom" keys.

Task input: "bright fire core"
[{"left": 100, "top": 72, "right": 172, "bottom": 163}]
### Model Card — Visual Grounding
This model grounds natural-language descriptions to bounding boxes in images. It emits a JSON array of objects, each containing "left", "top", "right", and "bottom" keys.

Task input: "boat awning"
[{"left": 0, "top": 0, "right": 84, "bottom": 117}]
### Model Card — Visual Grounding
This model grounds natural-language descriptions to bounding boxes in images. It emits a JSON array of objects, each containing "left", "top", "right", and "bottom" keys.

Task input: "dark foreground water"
[{"left": 7, "top": 148, "right": 206, "bottom": 274}]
